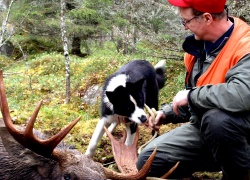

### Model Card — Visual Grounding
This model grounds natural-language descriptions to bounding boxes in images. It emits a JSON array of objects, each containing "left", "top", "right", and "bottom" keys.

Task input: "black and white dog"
[{"left": 85, "top": 59, "right": 166, "bottom": 157}]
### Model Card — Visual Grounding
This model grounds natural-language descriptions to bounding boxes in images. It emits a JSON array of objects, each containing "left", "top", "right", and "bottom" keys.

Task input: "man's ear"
[
  {"left": 126, "top": 78, "right": 145, "bottom": 91},
  {"left": 203, "top": 12, "right": 213, "bottom": 25}
]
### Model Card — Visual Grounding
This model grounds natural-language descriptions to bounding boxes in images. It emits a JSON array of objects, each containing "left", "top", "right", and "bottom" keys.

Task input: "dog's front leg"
[
  {"left": 103, "top": 121, "right": 118, "bottom": 137},
  {"left": 125, "top": 122, "right": 138, "bottom": 146},
  {"left": 104, "top": 114, "right": 121, "bottom": 136},
  {"left": 107, "top": 121, "right": 118, "bottom": 133},
  {"left": 85, "top": 117, "right": 111, "bottom": 157}
]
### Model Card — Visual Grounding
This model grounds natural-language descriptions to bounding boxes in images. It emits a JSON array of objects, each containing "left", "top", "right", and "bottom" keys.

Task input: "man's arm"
[{"left": 189, "top": 54, "right": 250, "bottom": 112}]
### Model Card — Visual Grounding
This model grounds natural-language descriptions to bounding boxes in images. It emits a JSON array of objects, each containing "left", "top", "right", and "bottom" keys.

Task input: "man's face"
[{"left": 179, "top": 7, "right": 207, "bottom": 40}]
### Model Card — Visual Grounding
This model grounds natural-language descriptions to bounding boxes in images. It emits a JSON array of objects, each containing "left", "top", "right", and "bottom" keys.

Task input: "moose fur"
[{"left": 0, "top": 124, "right": 106, "bottom": 180}]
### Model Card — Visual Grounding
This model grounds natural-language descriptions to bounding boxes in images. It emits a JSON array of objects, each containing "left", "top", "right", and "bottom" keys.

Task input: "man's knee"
[
  {"left": 136, "top": 149, "right": 151, "bottom": 171},
  {"left": 136, "top": 148, "right": 167, "bottom": 177},
  {"left": 201, "top": 109, "right": 227, "bottom": 138},
  {"left": 136, "top": 149, "right": 163, "bottom": 177},
  {"left": 137, "top": 149, "right": 177, "bottom": 177},
  {"left": 137, "top": 148, "right": 195, "bottom": 178},
  {"left": 201, "top": 108, "right": 246, "bottom": 144}
]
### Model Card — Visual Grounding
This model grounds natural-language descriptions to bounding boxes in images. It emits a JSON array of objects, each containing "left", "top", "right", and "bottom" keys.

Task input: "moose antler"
[
  {"left": 104, "top": 126, "right": 139, "bottom": 174},
  {"left": 103, "top": 147, "right": 157, "bottom": 180},
  {"left": 105, "top": 125, "right": 180, "bottom": 179},
  {"left": 105, "top": 127, "right": 162, "bottom": 179},
  {"left": 0, "top": 70, "right": 81, "bottom": 158}
]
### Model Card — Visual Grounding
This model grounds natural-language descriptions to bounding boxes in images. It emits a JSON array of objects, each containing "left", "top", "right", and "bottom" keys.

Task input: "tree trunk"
[
  {"left": 60, "top": 0, "right": 70, "bottom": 103},
  {"left": 71, "top": 36, "right": 81, "bottom": 56},
  {"left": 0, "top": 0, "right": 14, "bottom": 48}
]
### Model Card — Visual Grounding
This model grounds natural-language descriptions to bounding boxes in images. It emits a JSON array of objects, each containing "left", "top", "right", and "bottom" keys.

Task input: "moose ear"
[{"left": 127, "top": 78, "right": 145, "bottom": 91}]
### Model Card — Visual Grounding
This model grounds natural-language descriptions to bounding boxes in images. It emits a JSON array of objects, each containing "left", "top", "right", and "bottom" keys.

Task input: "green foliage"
[
  {"left": 84, "top": 0, "right": 112, "bottom": 8},
  {"left": 69, "top": 7, "right": 101, "bottom": 25},
  {"left": 10, "top": 0, "right": 61, "bottom": 34},
  {"left": 160, "top": 63, "right": 185, "bottom": 103},
  {"left": 67, "top": 0, "right": 114, "bottom": 37},
  {"left": 11, "top": 35, "right": 62, "bottom": 59},
  {"left": 0, "top": 55, "right": 13, "bottom": 69},
  {"left": 112, "top": 15, "right": 129, "bottom": 28},
  {"left": 2, "top": 0, "right": 250, "bottom": 62},
  {"left": 228, "top": 0, "right": 250, "bottom": 24}
]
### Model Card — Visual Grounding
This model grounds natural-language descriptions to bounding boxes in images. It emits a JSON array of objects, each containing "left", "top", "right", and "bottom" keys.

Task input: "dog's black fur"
[{"left": 85, "top": 60, "right": 166, "bottom": 157}]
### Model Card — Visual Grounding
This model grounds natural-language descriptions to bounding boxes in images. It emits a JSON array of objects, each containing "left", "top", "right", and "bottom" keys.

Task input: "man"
[{"left": 136, "top": 0, "right": 250, "bottom": 179}]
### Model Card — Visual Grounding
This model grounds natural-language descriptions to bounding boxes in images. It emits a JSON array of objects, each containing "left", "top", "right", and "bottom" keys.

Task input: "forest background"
[{"left": 0, "top": 0, "right": 249, "bottom": 178}]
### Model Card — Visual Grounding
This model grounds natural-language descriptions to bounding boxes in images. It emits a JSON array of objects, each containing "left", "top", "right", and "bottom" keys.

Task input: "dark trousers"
[{"left": 136, "top": 109, "right": 250, "bottom": 179}]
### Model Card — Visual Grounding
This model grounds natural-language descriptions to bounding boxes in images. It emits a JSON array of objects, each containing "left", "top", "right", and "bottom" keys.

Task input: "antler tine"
[
  {"left": 104, "top": 147, "right": 157, "bottom": 180},
  {"left": 49, "top": 116, "right": 81, "bottom": 153},
  {"left": 0, "top": 70, "right": 81, "bottom": 158},
  {"left": 160, "top": 161, "right": 180, "bottom": 179},
  {"left": 0, "top": 70, "right": 21, "bottom": 135},
  {"left": 24, "top": 100, "right": 43, "bottom": 136}
]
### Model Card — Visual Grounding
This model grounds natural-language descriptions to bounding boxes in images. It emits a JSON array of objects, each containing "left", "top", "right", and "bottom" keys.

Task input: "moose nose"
[{"left": 139, "top": 115, "right": 147, "bottom": 123}]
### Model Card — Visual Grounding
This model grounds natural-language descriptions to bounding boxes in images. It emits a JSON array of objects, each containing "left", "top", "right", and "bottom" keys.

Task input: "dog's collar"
[{"left": 122, "top": 117, "right": 130, "bottom": 123}]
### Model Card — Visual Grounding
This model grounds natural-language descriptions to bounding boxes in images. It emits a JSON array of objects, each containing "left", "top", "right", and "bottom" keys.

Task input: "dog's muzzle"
[{"left": 139, "top": 115, "right": 147, "bottom": 123}]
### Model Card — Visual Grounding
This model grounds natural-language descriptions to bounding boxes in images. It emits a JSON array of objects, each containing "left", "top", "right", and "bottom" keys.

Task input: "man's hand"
[
  {"left": 172, "top": 89, "right": 190, "bottom": 115},
  {"left": 148, "top": 111, "right": 166, "bottom": 132}
]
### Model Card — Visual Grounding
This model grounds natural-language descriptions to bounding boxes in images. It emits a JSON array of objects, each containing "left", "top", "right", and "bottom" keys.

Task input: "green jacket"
[{"left": 162, "top": 17, "right": 250, "bottom": 124}]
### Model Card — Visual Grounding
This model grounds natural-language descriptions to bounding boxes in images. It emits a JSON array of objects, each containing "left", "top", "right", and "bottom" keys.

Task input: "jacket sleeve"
[
  {"left": 161, "top": 103, "right": 190, "bottom": 124},
  {"left": 189, "top": 54, "right": 250, "bottom": 112}
]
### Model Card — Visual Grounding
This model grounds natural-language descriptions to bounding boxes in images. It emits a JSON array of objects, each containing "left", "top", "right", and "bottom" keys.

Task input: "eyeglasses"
[
  {"left": 180, "top": 14, "right": 203, "bottom": 27},
  {"left": 180, "top": 16, "right": 197, "bottom": 26}
]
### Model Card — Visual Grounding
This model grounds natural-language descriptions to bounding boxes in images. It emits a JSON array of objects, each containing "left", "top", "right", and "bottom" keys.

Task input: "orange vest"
[{"left": 184, "top": 17, "right": 250, "bottom": 87}]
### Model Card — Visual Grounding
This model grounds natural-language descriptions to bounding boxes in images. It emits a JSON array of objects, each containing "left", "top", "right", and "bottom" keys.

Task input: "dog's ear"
[
  {"left": 106, "top": 86, "right": 127, "bottom": 103},
  {"left": 126, "top": 78, "right": 145, "bottom": 91},
  {"left": 106, "top": 91, "right": 115, "bottom": 103}
]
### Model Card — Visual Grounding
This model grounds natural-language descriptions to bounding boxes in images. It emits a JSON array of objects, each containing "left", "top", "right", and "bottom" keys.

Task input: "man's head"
[
  {"left": 167, "top": 0, "right": 226, "bottom": 13},
  {"left": 167, "top": 0, "right": 230, "bottom": 42}
]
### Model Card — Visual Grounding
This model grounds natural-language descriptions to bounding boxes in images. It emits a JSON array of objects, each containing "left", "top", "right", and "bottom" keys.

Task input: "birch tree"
[
  {"left": 60, "top": 0, "right": 70, "bottom": 103},
  {"left": 0, "top": 0, "right": 14, "bottom": 48}
]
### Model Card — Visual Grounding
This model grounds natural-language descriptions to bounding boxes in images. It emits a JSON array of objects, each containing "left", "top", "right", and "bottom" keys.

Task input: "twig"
[{"left": 103, "top": 161, "right": 116, "bottom": 167}]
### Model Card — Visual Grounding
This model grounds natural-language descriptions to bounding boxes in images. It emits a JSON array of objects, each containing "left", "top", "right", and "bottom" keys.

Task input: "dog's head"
[{"left": 105, "top": 77, "right": 147, "bottom": 124}]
